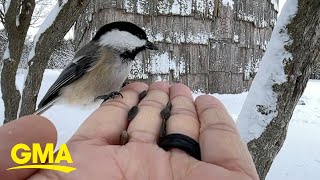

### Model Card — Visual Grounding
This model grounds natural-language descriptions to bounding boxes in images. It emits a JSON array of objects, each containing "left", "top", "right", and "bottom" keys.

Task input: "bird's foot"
[{"left": 95, "top": 91, "right": 123, "bottom": 103}]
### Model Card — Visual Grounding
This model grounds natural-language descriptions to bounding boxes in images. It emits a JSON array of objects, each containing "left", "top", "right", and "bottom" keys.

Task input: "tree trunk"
[
  {"left": 1, "top": 0, "right": 35, "bottom": 123},
  {"left": 244, "top": 0, "right": 320, "bottom": 179},
  {"left": 19, "top": 0, "right": 90, "bottom": 117}
]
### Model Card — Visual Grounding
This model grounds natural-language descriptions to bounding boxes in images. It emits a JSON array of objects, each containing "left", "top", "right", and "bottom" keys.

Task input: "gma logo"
[{"left": 7, "top": 143, "right": 76, "bottom": 173}]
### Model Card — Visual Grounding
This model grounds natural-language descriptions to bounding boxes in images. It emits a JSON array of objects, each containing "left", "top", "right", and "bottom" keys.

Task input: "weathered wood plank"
[
  {"left": 186, "top": 74, "right": 208, "bottom": 93},
  {"left": 208, "top": 72, "right": 232, "bottom": 94},
  {"left": 231, "top": 73, "right": 244, "bottom": 93}
]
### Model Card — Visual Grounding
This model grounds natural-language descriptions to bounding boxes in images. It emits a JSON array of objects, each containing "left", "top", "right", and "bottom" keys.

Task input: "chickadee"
[{"left": 35, "top": 21, "right": 158, "bottom": 115}]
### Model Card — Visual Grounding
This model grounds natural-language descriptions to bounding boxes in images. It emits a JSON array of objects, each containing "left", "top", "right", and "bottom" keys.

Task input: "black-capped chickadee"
[{"left": 35, "top": 21, "right": 158, "bottom": 115}]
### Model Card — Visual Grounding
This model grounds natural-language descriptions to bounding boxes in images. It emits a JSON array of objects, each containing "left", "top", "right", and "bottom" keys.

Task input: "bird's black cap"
[{"left": 92, "top": 21, "right": 148, "bottom": 41}]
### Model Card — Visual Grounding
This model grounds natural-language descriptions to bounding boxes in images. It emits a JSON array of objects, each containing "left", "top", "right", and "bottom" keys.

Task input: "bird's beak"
[{"left": 145, "top": 40, "right": 158, "bottom": 50}]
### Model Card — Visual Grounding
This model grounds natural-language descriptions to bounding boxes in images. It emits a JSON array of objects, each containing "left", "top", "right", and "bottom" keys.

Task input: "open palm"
[{"left": 28, "top": 82, "right": 258, "bottom": 180}]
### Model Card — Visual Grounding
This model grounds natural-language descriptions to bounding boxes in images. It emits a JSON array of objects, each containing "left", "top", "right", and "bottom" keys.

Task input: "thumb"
[{"left": 0, "top": 115, "right": 57, "bottom": 180}]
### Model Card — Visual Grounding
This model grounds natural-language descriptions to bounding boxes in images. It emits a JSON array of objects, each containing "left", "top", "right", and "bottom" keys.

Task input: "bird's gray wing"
[{"left": 37, "top": 42, "right": 100, "bottom": 110}]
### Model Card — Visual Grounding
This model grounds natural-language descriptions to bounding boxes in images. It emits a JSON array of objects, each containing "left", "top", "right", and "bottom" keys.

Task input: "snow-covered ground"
[{"left": 0, "top": 70, "right": 319, "bottom": 179}]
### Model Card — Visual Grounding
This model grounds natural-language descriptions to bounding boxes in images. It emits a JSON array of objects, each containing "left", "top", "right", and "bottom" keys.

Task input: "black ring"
[{"left": 159, "top": 133, "right": 201, "bottom": 160}]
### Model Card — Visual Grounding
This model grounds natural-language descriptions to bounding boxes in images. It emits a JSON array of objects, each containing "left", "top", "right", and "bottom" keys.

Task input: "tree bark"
[
  {"left": 247, "top": 0, "right": 320, "bottom": 179},
  {"left": 1, "top": 0, "right": 35, "bottom": 123},
  {"left": 19, "top": 0, "right": 90, "bottom": 117}
]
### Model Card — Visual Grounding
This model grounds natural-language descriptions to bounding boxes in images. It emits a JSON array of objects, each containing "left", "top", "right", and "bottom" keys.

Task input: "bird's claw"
[
  {"left": 122, "top": 81, "right": 130, "bottom": 88},
  {"left": 95, "top": 91, "right": 123, "bottom": 103}
]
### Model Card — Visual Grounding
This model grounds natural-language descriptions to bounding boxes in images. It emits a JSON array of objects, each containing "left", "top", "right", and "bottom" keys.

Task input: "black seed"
[
  {"left": 128, "top": 105, "right": 139, "bottom": 121},
  {"left": 139, "top": 90, "right": 148, "bottom": 101},
  {"left": 160, "top": 101, "right": 172, "bottom": 120}
]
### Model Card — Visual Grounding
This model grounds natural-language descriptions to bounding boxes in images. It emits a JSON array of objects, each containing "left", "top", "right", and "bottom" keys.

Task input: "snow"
[
  {"left": 144, "top": 29, "right": 212, "bottom": 45},
  {"left": 279, "top": 0, "right": 287, "bottom": 15},
  {"left": 222, "top": 0, "right": 234, "bottom": 9},
  {"left": 196, "top": 0, "right": 205, "bottom": 14},
  {"left": 0, "top": 70, "right": 319, "bottom": 179},
  {"left": 16, "top": 15, "right": 20, "bottom": 27},
  {"left": 236, "top": 0, "right": 298, "bottom": 143},
  {"left": 179, "top": 0, "right": 192, "bottom": 15},
  {"left": 147, "top": 52, "right": 185, "bottom": 77},
  {"left": 271, "top": 0, "right": 280, "bottom": 11},
  {"left": 149, "top": 52, "right": 172, "bottom": 74},
  {"left": 233, "top": 34, "right": 239, "bottom": 42},
  {"left": 207, "top": 0, "right": 215, "bottom": 18},
  {"left": 156, "top": 0, "right": 192, "bottom": 16},
  {"left": 28, "top": 0, "right": 68, "bottom": 60},
  {"left": 238, "top": 13, "right": 255, "bottom": 22},
  {"left": 3, "top": 43, "right": 10, "bottom": 60},
  {"left": 171, "top": 0, "right": 182, "bottom": 15},
  {"left": 266, "top": 122, "right": 320, "bottom": 180},
  {"left": 4, "top": 0, "right": 11, "bottom": 13},
  {"left": 193, "top": 92, "right": 248, "bottom": 120},
  {"left": 126, "top": 0, "right": 223, "bottom": 16},
  {"left": 137, "top": 0, "right": 148, "bottom": 14},
  {"left": 124, "top": 0, "right": 135, "bottom": 13}
]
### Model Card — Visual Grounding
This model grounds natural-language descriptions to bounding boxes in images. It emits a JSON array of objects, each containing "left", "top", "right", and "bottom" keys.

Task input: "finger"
[
  {"left": 127, "top": 81, "right": 169, "bottom": 143},
  {"left": 70, "top": 82, "right": 148, "bottom": 145},
  {"left": 166, "top": 83, "right": 199, "bottom": 140},
  {"left": 195, "top": 95, "right": 257, "bottom": 174},
  {"left": 162, "top": 84, "right": 200, "bottom": 160},
  {"left": 0, "top": 115, "right": 57, "bottom": 180}
]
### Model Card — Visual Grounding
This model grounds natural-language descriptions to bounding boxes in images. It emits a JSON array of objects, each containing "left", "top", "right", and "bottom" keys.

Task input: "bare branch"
[
  {"left": 1, "top": 0, "right": 35, "bottom": 122},
  {"left": 0, "top": 9, "right": 5, "bottom": 24},
  {"left": 19, "top": 0, "right": 90, "bottom": 116},
  {"left": 1, "top": 0, "right": 6, "bottom": 13}
]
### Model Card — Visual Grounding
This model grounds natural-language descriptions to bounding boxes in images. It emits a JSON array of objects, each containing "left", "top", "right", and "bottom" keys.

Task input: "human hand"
[{"left": 0, "top": 82, "right": 259, "bottom": 180}]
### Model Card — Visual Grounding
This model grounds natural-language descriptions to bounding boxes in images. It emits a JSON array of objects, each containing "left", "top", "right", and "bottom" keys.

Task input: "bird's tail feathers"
[{"left": 33, "top": 98, "right": 59, "bottom": 115}]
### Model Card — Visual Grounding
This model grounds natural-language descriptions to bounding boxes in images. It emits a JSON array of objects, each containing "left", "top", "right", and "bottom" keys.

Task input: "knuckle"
[
  {"left": 171, "top": 95, "right": 194, "bottom": 104},
  {"left": 171, "top": 107, "right": 198, "bottom": 119},
  {"left": 198, "top": 103, "right": 226, "bottom": 115},
  {"left": 139, "top": 99, "right": 166, "bottom": 109}
]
